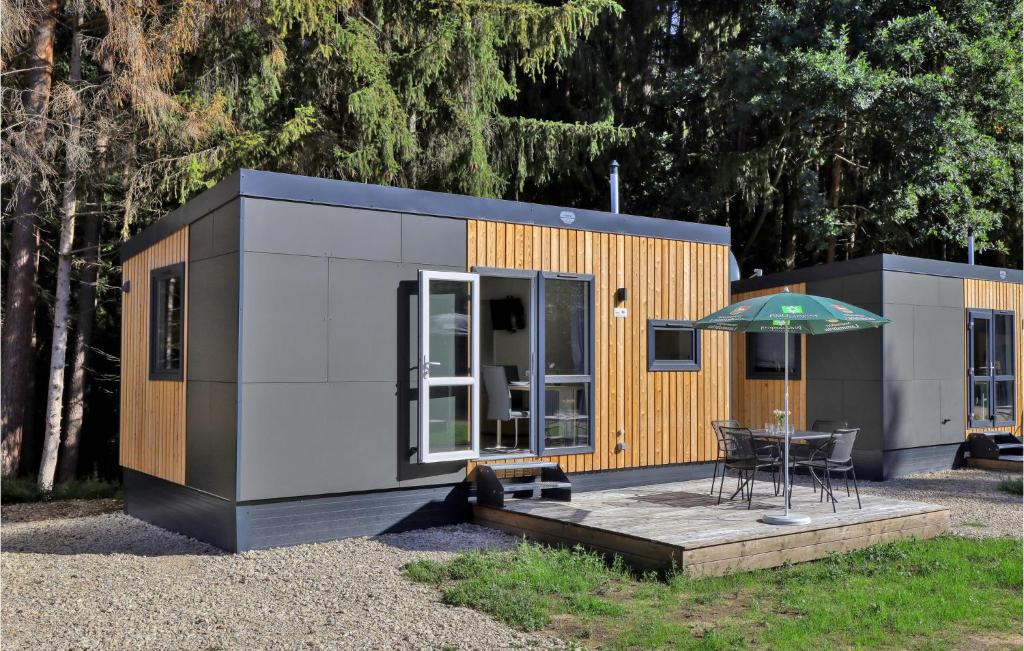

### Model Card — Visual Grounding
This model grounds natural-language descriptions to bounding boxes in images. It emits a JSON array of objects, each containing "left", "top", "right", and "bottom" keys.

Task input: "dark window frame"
[
  {"left": 537, "top": 272, "right": 595, "bottom": 457},
  {"left": 745, "top": 332, "right": 801, "bottom": 380},
  {"left": 968, "top": 308, "right": 1016, "bottom": 428},
  {"left": 149, "top": 262, "right": 185, "bottom": 381},
  {"left": 647, "top": 319, "right": 701, "bottom": 371}
]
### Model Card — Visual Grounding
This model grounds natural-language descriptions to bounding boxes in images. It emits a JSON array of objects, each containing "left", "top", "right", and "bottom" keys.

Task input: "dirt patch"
[{"left": 1, "top": 498, "right": 122, "bottom": 523}]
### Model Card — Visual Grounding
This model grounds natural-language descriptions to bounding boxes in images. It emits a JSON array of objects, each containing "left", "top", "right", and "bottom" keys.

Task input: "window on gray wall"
[
  {"left": 150, "top": 263, "right": 184, "bottom": 380},
  {"left": 746, "top": 332, "right": 801, "bottom": 380},
  {"left": 648, "top": 320, "right": 700, "bottom": 371}
]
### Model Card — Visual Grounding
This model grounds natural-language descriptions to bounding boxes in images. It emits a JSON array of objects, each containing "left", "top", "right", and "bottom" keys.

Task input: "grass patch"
[
  {"left": 996, "top": 476, "right": 1023, "bottom": 495},
  {"left": 1, "top": 476, "right": 121, "bottom": 504},
  {"left": 406, "top": 537, "right": 1023, "bottom": 649}
]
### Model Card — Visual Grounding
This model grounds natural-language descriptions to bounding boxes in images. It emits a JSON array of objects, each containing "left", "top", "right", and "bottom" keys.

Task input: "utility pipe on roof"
[
  {"left": 610, "top": 160, "right": 620, "bottom": 214},
  {"left": 967, "top": 230, "right": 975, "bottom": 265}
]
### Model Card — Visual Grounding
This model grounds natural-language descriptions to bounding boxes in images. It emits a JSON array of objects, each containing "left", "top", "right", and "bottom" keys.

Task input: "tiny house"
[
  {"left": 731, "top": 255, "right": 1023, "bottom": 479},
  {"left": 119, "top": 170, "right": 733, "bottom": 551}
]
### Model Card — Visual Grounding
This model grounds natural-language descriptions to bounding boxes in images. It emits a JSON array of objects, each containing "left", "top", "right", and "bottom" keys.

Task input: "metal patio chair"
[
  {"left": 719, "top": 426, "right": 780, "bottom": 509},
  {"left": 794, "top": 427, "right": 861, "bottom": 512},
  {"left": 710, "top": 419, "right": 739, "bottom": 496}
]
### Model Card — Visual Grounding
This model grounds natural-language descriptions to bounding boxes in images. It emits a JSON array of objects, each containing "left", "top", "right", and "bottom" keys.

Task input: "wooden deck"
[{"left": 473, "top": 478, "right": 950, "bottom": 577}]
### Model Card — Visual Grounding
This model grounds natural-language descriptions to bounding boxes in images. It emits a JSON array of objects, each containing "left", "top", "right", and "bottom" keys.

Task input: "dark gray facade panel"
[
  {"left": 237, "top": 170, "right": 730, "bottom": 245},
  {"left": 912, "top": 305, "right": 964, "bottom": 381},
  {"left": 187, "top": 253, "right": 239, "bottom": 383},
  {"left": 189, "top": 199, "right": 240, "bottom": 262},
  {"left": 400, "top": 213, "right": 467, "bottom": 266},
  {"left": 327, "top": 259, "right": 462, "bottom": 383},
  {"left": 328, "top": 259, "right": 405, "bottom": 382},
  {"left": 881, "top": 303, "right": 916, "bottom": 382},
  {"left": 185, "top": 381, "right": 237, "bottom": 499},
  {"left": 883, "top": 379, "right": 946, "bottom": 449},
  {"left": 240, "top": 252, "right": 328, "bottom": 383},
  {"left": 883, "top": 271, "right": 941, "bottom": 306},
  {"left": 882, "top": 443, "right": 962, "bottom": 479},
  {"left": 806, "top": 378, "right": 845, "bottom": 429},
  {"left": 243, "top": 199, "right": 402, "bottom": 261},
  {"left": 123, "top": 468, "right": 237, "bottom": 551},
  {"left": 237, "top": 381, "right": 467, "bottom": 502},
  {"left": 235, "top": 484, "right": 470, "bottom": 551},
  {"left": 843, "top": 380, "right": 884, "bottom": 451}
]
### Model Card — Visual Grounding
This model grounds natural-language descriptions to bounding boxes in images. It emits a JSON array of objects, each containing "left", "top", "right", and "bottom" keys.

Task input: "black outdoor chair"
[
  {"left": 719, "top": 426, "right": 780, "bottom": 509},
  {"left": 810, "top": 419, "right": 848, "bottom": 432},
  {"left": 794, "top": 427, "right": 861, "bottom": 512},
  {"left": 710, "top": 419, "right": 739, "bottom": 496}
]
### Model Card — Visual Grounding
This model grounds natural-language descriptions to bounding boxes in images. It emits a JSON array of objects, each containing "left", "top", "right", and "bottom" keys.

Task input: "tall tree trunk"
[
  {"left": 825, "top": 122, "right": 846, "bottom": 263},
  {"left": 38, "top": 5, "right": 82, "bottom": 490},
  {"left": 2, "top": 0, "right": 58, "bottom": 476},
  {"left": 781, "top": 175, "right": 798, "bottom": 270},
  {"left": 57, "top": 203, "right": 100, "bottom": 483}
]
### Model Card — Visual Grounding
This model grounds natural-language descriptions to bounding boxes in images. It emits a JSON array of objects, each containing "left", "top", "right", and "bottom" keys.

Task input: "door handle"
[{"left": 422, "top": 356, "right": 441, "bottom": 378}]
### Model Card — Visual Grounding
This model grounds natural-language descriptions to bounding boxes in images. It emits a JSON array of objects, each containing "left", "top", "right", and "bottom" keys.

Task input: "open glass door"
[{"left": 418, "top": 271, "right": 480, "bottom": 462}]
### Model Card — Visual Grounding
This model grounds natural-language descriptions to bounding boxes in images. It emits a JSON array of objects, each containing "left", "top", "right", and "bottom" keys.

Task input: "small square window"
[
  {"left": 647, "top": 320, "right": 700, "bottom": 371},
  {"left": 150, "top": 263, "right": 184, "bottom": 380},
  {"left": 746, "top": 332, "right": 800, "bottom": 380}
]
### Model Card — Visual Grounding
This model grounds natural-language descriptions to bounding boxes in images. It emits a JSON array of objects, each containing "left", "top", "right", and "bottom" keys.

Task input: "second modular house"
[
  {"left": 731, "top": 256, "right": 1023, "bottom": 479},
  {"left": 119, "top": 169, "right": 734, "bottom": 551}
]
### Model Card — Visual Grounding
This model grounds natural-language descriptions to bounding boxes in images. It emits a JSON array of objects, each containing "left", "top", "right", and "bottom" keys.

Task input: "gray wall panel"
[
  {"left": 882, "top": 304, "right": 916, "bottom": 382},
  {"left": 241, "top": 252, "right": 328, "bottom": 383},
  {"left": 328, "top": 259, "right": 403, "bottom": 382},
  {"left": 189, "top": 199, "right": 239, "bottom": 262},
  {"left": 238, "top": 202, "right": 469, "bottom": 501},
  {"left": 186, "top": 381, "right": 237, "bottom": 499},
  {"left": 884, "top": 271, "right": 939, "bottom": 306},
  {"left": 186, "top": 209, "right": 240, "bottom": 500},
  {"left": 401, "top": 213, "right": 466, "bottom": 266},
  {"left": 244, "top": 199, "right": 401, "bottom": 261},
  {"left": 880, "top": 272, "right": 964, "bottom": 450},
  {"left": 188, "top": 253, "right": 239, "bottom": 382}
]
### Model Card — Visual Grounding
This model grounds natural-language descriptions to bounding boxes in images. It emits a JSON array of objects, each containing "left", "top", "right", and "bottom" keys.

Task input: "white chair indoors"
[{"left": 483, "top": 365, "right": 529, "bottom": 449}]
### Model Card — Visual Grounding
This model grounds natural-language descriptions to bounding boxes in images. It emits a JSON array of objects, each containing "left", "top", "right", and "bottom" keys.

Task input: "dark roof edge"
[
  {"left": 731, "top": 254, "right": 1021, "bottom": 293},
  {"left": 120, "top": 171, "right": 242, "bottom": 261},
  {"left": 122, "top": 169, "right": 730, "bottom": 261}
]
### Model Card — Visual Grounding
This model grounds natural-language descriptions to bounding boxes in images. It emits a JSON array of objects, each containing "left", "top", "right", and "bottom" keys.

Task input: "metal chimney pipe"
[
  {"left": 967, "top": 230, "right": 975, "bottom": 265},
  {"left": 610, "top": 160, "right": 620, "bottom": 214}
]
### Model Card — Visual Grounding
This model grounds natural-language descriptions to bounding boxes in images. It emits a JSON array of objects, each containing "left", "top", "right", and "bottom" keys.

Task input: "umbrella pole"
[
  {"left": 784, "top": 325, "right": 790, "bottom": 514},
  {"left": 763, "top": 323, "right": 809, "bottom": 525}
]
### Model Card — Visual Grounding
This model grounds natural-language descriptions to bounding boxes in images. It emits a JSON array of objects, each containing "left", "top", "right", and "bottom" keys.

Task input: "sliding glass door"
[{"left": 969, "top": 309, "right": 1016, "bottom": 428}]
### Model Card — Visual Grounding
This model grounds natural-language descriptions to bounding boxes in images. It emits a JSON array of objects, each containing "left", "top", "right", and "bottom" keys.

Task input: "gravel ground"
[
  {"left": 1, "top": 497, "right": 122, "bottom": 523},
  {"left": 859, "top": 468, "right": 1022, "bottom": 538},
  {"left": 2, "top": 469, "right": 1018, "bottom": 650},
  {"left": 1, "top": 515, "right": 562, "bottom": 651}
]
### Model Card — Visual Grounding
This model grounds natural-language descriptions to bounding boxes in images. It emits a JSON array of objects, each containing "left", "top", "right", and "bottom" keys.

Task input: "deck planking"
[{"left": 473, "top": 478, "right": 950, "bottom": 576}]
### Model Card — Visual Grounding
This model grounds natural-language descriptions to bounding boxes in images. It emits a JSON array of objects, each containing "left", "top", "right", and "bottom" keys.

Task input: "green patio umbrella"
[{"left": 695, "top": 287, "right": 890, "bottom": 525}]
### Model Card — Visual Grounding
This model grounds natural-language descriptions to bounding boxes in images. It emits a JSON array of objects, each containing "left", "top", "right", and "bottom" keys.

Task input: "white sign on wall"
[{"left": 613, "top": 307, "right": 628, "bottom": 318}]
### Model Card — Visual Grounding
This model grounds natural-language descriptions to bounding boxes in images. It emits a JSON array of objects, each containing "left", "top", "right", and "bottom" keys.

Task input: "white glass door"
[{"left": 418, "top": 271, "right": 480, "bottom": 462}]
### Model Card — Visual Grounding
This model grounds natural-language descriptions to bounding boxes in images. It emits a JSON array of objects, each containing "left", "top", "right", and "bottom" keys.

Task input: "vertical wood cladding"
[
  {"left": 964, "top": 278, "right": 1023, "bottom": 438},
  {"left": 730, "top": 284, "right": 808, "bottom": 432},
  {"left": 120, "top": 227, "right": 188, "bottom": 484},
  {"left": 467, "top": 221, "right": 731, "bottom": 473}
]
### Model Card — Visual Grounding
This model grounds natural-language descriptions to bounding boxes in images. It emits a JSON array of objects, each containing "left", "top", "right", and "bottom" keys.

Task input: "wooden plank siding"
[
  {"left": 729, "top": 284, "right": 808, "bottom": 431},
  {"left": 964, "top": 278, "right": 1023, "bottom": 438},
  {"left": 119, "top": 227, "right": 188, "bottom": 484},
  {"left": 467, "top": 221, "right": 731, "bottom": 473}
]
